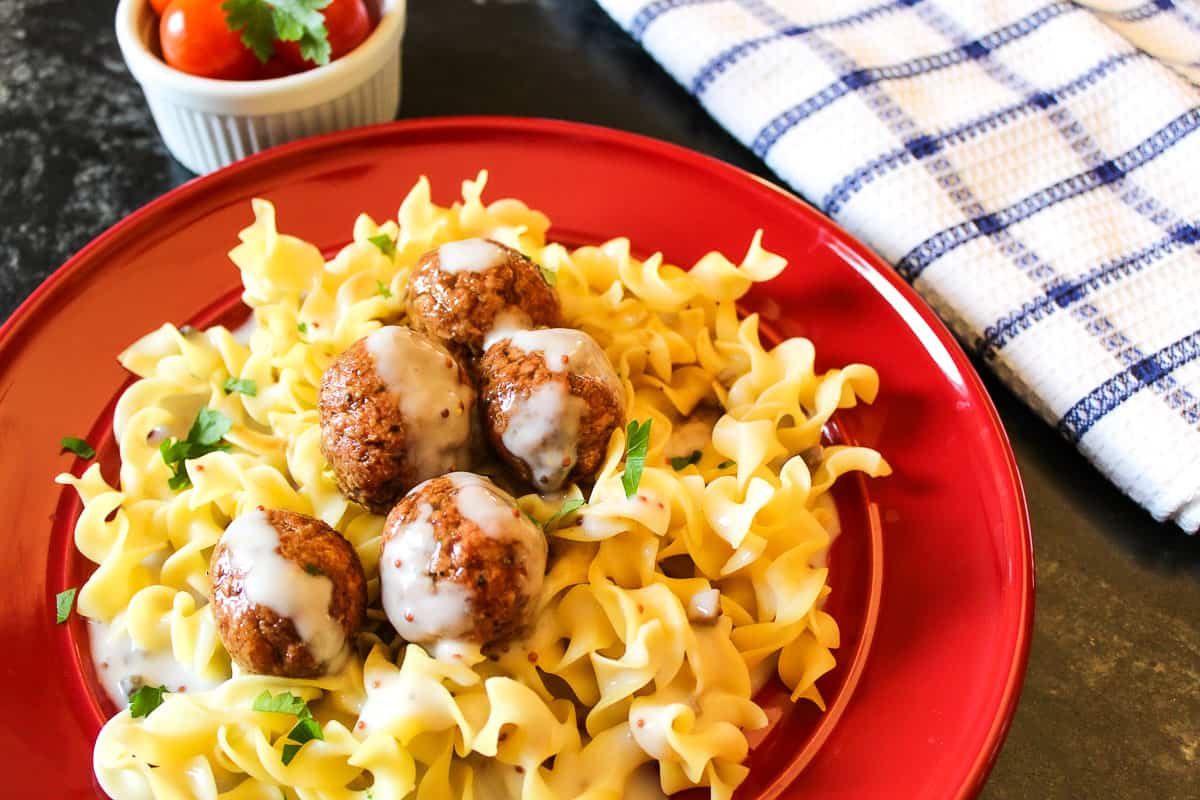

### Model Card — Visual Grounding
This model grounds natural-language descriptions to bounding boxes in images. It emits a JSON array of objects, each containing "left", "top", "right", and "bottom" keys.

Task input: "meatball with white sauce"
[
  {"left": 478, "top": 328, "right": 625, "bottom": 492},
  {"left": 210, "top": 508, "right": 367, "bottom": 678},
  {"left": 318, "top": 326, "right": 479, "bottom": 514},
  {"left": 406, "top": 238, "right": 561, "bottom": 356},
  {"left": 379, "top": 473, "right": 547, "bottom": 656}
]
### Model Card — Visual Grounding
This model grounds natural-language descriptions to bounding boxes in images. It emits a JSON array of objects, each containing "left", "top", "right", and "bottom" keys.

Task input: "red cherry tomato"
[
  {"left": 276, "top": 0, "right": 371, "bottom": 71},
  {"left": 150, "top": 0, "right": 173, "bottom": 14},
  {"left": 159, "top": 0, "right": 261, "bottom": 81}
]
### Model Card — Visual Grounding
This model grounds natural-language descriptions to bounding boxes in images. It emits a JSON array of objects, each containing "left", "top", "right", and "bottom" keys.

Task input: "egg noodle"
[{"left": 59, "top": 173, "right": 890, "bottom": 800}]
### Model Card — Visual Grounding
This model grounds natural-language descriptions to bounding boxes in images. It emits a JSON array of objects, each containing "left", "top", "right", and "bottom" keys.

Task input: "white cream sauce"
[
  {"left": 365, "top": 326, "right": 475, "bottom": 480},
  {"left": 686, "top": 588, "right": 721, "bottom": 624},
  {"left": 357, "top": 668, "right": 461, "bottom": 735},
  {"left": 481, "top": 308, "right": 533, "bottom": 351},
  {"left": 379, "top": 503, "right": 474, "bottom": 645},
  {"left": 489, "top": 328, "right": 621, "bottom": 492},
  {"left": 437, "top": 238, "right": 504, "bottom": 273},
  {"left": 501, "top": 381, "right": 585, "bottom": 491},
  {"left": 503, "top": 328, "right": 619, "bottom": 385},
  {"left": 630, "top": 702, "right": 679, "bottom": 760},
  {"left": 230, "top": 314, "right": 258, "bottom": 346},
  {"left": 88, "top": 618, "right": 222, "bottom": 708},
  {"left": 663, "top": 408, "right": 720, "bottom": 461},
  {"left": 448, "top": 472, "right": 528, "bottom": 535},
  {"left": 223, "top": 510, "right": 346, "bottom": 667}
]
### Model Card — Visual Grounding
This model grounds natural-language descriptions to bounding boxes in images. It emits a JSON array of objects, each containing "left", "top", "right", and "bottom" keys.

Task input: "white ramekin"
[{"left": 115, "top": 0, "right": 406, "bottom": 174}]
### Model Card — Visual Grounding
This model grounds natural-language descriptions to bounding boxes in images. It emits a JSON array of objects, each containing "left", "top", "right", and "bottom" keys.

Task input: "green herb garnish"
[
  {"left": 303, "top": 563, "right": 324, "bottom": 577},
  {"left": 670, "top": 450, "right": 702, "bottom": 471},
  {"left": 222, "top": 0, "right": 333, "bottom": 66},
  {"left": 252, "top": 690, "right": 312, "bottom": 717},
  {"left": 287, "top": 717, "right": 324, "bottom": 745},
  {"left": 55, "top": 587, "right": 77, "bottom": 624},
  {"left": 541, "top": 498, "right": 585, "bottom": 530},
  {"left": 622, "top": 419, "right": 652, "bottom": 498},
  {"left": 376, "top": 280, "right": 393, "bottom": 299},
  {"left": 129, "top": 685, "right": 167, "bottom": 718},
  {"left": 281, "top": 743, "right": 302, "bottom": 766},
  {"left": 160, "top": 408, "right": 233, "bottom": 491},
  {"left": 539, "top": 264, "right": 557, "bottom": 287},
  {"left": 60, "top": 436, "right": 96, "bottom": 459},
  {"left": 252, "top": 691, "right": 323, "bottom": 766},
  {"left": 223, "top": 377, "right": 258, "bottom": 397},
  {"left": 717, "top": 460, "right": 735, "bottom": 470},
  {"left": 297, "top": 321, "right": 308, "bottom": 335},
  {"left": 369, "top": 234, "right": 396, "bottom": 257}
]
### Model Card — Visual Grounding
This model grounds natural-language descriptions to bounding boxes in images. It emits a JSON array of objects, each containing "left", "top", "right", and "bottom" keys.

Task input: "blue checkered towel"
[{"left": 597, "top": 0, "right": 1200, "bottom": 532}]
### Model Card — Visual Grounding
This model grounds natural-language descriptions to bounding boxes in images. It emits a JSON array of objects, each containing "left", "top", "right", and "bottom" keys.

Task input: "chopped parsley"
[
  {"left": 253, "top": 690, "right": 312, "bottom": 717},
  {"left": 222, "top": 0, "right": 333, "bottom": 65},
  {"left": 538, "top": 264, "right": 557, "bottom": 287},
  {"left": 717, "top": 460, "right": 735, "bottom": 470},
  {"left": 622, "top": 419, "right": 652, "bottom": 498},
  {"left": 160, "top": 408, "right": 233, "bottom": 491},
  {"left": 541, "top": 498, "right": 585, "bottom": 530},
  {"left": 670, "top": 450, "right": 702, "bottom": 471},
  {"left": 223, "top": 377, "right": 258, "bottom": 397},
  {"left": 303, "top": 563, "right": 324, "bottom": 577},
  {"left": 368, "top": 233, "right": 396, "bottom": 257},
  {"left": 297, "top": 321, "right": 308, "bottom": 336},
  {"left": 287, "top": 717, "right": 323, "bottom": 744},
  {"left": 376, "top": 280, "right": 393, "bottom": 299},
  {"left": 129, "top": 685, "right": 167, "bottom": 718},
  {"left": 252, "top": 691, "right": 323, "bottom": 766},
  {"left": 60, "top": 436, "right": 96, "bottom": 459},
  {"left": 55, "top": 587, "right": 77, "bottom": 624}
]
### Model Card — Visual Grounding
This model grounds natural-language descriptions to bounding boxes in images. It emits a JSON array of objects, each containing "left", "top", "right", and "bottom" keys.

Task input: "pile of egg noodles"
[{"left": 60, "top": 173, "right": 890, "bottom": 800}]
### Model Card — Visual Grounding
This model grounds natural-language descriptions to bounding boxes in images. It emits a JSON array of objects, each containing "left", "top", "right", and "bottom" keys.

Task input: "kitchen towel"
[{"left": 596, "top": 0, "right": 1200, "bottom": 532}]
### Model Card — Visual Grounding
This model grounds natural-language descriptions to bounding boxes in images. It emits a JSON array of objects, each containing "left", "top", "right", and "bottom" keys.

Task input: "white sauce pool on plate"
[
  {"left": 380, "top": 502, "right": 474, "bottom": 644},
  {"left": 88, "top": 618, "right": 222, "bottom": 708},
  {"left": 223, "top": 510, "right": 346, "bottom": 666},
  {"left": 437, "top": 238, "right": 504, "bottom": 273},
  {"left": 365, "top": 326, "right": 475, "bottom": 480},
  {"left": 502, "top": 381, "right": 585, "bottom": 490}
]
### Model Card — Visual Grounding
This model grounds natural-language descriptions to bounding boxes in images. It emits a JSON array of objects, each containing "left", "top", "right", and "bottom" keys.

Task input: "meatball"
[
  {"left": 319, "top": 326, "right": 478, "bottom": 513},
  {"left": 379, "top": 472, "right": 547, "bottom": 654},
  {"left": 406, "top": 238, "right": 561, "bottom": 355},
  {"left": 210, "top": 508, "right": 367, "bottom": 678},
  {"left": 478, "top": 328, "right": 625, "bottom": 492}
]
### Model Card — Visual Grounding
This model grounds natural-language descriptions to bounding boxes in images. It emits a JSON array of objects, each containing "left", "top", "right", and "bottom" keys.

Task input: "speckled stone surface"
[{"left": 2, "top": 0, "right": 1198, "bottom": 797}]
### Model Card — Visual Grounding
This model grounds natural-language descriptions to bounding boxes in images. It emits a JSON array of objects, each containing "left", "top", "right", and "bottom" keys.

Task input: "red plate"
[{"left": 0, "top": 118, "right": 1032, "bottom": 800}]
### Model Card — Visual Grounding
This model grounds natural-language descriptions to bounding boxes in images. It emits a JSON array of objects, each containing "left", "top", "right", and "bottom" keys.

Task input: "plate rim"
[{"left": 3, "top": 116, "right": 1033, "bottom": 800}]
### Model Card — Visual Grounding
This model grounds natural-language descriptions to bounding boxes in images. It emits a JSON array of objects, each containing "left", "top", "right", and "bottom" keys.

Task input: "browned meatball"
[
  {"left": 210, "top": 508, "right": 367, "bottom": 678},
  {"left": 406, "top": 238, "right": 561, "bottom": 355},
  {"left": 318, "top": 326, "right": 478, "bottom": 514},
  {"left": 379, "top": 473, "right": 547, "bottom": 654},
  {"left": 479, "top": 328, "right": 625, "bottom": 492}
]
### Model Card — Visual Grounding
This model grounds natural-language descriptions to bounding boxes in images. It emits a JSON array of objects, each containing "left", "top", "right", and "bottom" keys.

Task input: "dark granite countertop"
[{"left": 2, "top": 1, "right": 1197, "bottom": 798}]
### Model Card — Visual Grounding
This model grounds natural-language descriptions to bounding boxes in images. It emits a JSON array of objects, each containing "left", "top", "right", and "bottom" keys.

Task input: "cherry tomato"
[
  {"left": 159, "top": 0, "right": 261, "bottom": 81},
  {"left": 150, "top": 0, "right": 173, "bottom": 14},
  {"left": 276, "top": 0, "right": 371, "bottom": 71}
]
